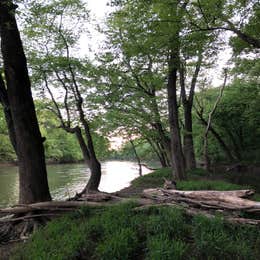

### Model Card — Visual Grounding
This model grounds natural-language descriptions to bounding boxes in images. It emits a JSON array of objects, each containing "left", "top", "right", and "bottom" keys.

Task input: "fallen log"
[
  {"left": 1, "top": 188, "right": 259, "bottom": 245},
  {"left": 0, "top": 197, "right": 154, "bottom": 218},
  {"left": 143, "top": 189, "right": 260, "bottom": 214},
  {"left": 0, "top": 201, "right": 113, "bottom": 216},
  {"left": 69, "top": 192, "right": 121, "bottom": 202}
]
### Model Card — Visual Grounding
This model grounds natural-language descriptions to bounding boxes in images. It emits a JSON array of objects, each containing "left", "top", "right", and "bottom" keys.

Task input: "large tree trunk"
[
  {"left": 167, "top": 52, "right": 186, "bottom": 180},
  {"left": 0, "top": 1, "right": 51, "bottom": 204}
]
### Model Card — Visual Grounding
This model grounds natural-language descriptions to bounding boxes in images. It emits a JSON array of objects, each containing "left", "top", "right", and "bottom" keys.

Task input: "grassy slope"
[{"left": 13, "top": 168, "right": 260, "bottom": 260}]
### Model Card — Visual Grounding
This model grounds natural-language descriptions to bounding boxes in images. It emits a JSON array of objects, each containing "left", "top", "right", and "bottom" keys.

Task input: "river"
[{"left": 0, "top": 161, "right": 151, "bottom": 208}]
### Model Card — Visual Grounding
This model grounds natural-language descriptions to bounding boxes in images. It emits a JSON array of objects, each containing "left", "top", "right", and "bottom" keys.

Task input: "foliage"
[
  {"left": 213, "top": 81, "right": 260, "bottom": 162},
  {"left": 0, "top": 100, "right": 111, "bottom": 163},
  {"left": 112, "top": 139, "right": 158, "bottom": 161},
  {"left": 194, "top": 81, "right": 260, "bottom": 163}
]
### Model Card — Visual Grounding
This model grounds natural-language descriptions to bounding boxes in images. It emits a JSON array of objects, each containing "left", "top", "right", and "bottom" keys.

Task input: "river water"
[{"left": 0, "top": 161, "right": 151, "bottom": 208}]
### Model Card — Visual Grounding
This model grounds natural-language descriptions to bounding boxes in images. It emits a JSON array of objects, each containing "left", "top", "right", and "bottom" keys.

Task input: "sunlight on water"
[
  {"left": 0, "top": 161, "right": 150, "bottom": 207},
  {"left": 99, "top": 161, "right": 150, "bottom": 192}
]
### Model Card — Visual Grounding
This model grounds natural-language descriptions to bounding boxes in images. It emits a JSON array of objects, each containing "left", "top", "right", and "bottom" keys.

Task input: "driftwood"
[
  {"left": 0, "top": 192, "right": 127, "bottom": 243},
  {"left": 142, "top": 188, "right": 260, "bottom": 225},
  {"left": 0, "top": 192, "right": 123, "bottom": 217},
  {"left": 1, "top": 189, "right": 259, "bottom": 244},
  {"left": 143, "top": 189, "right": 260, "bottom": 212}
]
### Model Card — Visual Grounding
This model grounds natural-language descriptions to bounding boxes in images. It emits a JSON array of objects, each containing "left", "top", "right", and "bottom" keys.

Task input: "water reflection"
[
  {"left": 0, "top": 161, "right": 150, "bottom": 207},
  {"left": 0, "top": 165, "right": 19, "bottom": 207}
]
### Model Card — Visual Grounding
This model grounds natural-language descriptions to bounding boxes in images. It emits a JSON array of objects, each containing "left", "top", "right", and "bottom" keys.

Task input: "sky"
[
  {"left": 79, "top": 0, "right": 112, "bottom": 58},
  {"left": 87, "top": 0, "right": 110, "bottom": 19}
]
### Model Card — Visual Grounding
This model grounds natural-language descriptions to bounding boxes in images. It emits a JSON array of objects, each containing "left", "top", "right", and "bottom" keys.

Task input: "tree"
[
  {"left": 0, "top": 0, "right": 51, "bottom": 203},
  {"left": 24, "top": 0, "right": 102, "bottom": 193},
  {"left": 93, "top": 16, "right": 172, "bottom": 167},
  {"left": 105, "top": 0, "right": 224, "bottom": 179},
  {"left": 212, "top": 80, "right": 260, "bottom": 162}
]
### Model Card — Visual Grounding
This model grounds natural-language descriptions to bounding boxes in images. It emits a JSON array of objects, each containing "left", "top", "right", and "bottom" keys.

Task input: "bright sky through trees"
[
  {"left": 87, "top": 0, "right": 110, "bottom": 18},
  {"left": 79, "top": 0, "right": 111, "bottom": 58}
]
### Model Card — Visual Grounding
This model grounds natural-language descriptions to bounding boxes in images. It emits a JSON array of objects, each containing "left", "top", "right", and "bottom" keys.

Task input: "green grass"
[
  {"left": 13, "top": 202, "right": 260, "bottom": 260},
  {"left": 131, "top": 167, "right": 172, "bottom": 188},
  {"left": 13, "top": 168, "right": 260, "bottom": 259},
  {"left": 177, "top": 180, "right": 245, "bottom": 191},
  {"left": 131, "top": 167, "right": 250, "bottom": 191}
]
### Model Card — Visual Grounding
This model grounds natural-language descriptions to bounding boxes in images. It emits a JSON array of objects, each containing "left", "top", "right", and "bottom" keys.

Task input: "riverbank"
[
  {"left": 7, "top": 168, "right": 260, "bottom": 259},
  {"left": 0, "top": 159, "right": 83, "bottom": 166}
]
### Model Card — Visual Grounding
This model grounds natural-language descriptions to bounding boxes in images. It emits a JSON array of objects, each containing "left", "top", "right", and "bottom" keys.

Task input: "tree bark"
[
  {"left": 0, "top": 1, "right": 51, "bottom": 204},
  {"left": 167, "top": 52, "right": 186, "bottom": 180}
]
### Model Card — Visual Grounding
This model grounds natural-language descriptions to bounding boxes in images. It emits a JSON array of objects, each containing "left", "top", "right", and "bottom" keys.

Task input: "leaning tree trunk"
[
  {"left": 0, "top": 1, "right": 51, "bottom": 204},
  {"left": 197, "top": 114, "right": 235, "bottom": 162},
  {"left": 203, "top": 70, "right": 227, "bottom": 172},
  {"left": 167, "top": 51, "right": 186, "bottom": 180},
  {"left": 146, "top": 138, "right": 169, "bottom": 168},
  {"left": 82, "top": 117, "right": 102, "bottom": 192},
  {"left": 85, "top": 158, "right": 101, "bottom": 192},
  {"left": 74, "top": 126, "right": 101, "bottom": 193}
]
